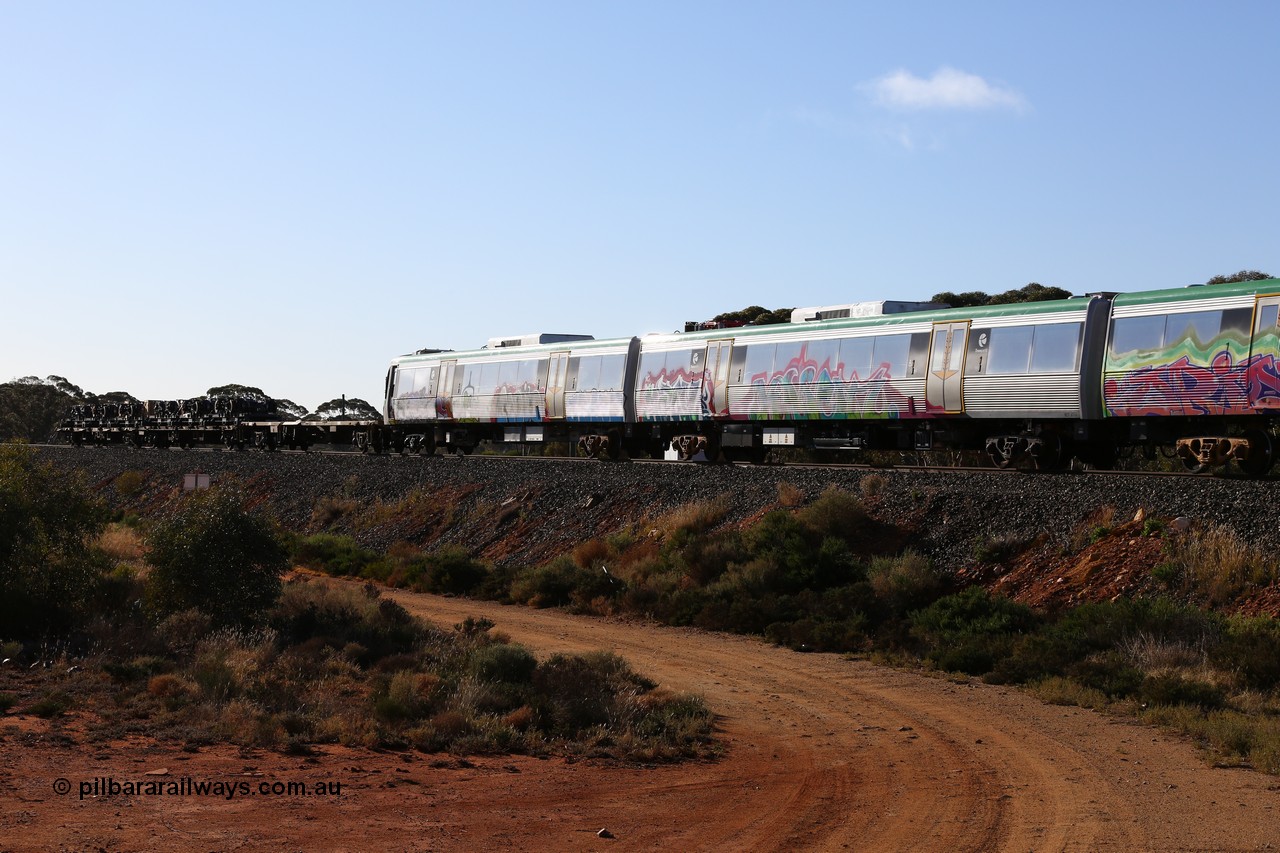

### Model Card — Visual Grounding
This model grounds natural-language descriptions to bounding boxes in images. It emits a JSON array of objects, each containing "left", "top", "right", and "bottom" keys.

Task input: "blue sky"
[{"left": 2, "top": 2, "right": 1277, "bottom": 411}]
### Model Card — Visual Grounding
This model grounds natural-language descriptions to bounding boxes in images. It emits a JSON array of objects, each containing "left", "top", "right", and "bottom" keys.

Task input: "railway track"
[{"left": 28, "top": 442, "right": 1236, "bottom": 479}]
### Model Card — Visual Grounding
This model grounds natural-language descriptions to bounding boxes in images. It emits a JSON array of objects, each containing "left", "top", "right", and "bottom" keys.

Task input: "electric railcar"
[{"left": 383, "top": 278, "right": 1280, "bottom": 475}]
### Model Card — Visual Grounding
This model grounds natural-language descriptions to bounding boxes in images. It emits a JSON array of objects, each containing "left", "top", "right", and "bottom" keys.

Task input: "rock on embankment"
[{"left": 34, "top": 445, "right": 1280, "bottom": 572}]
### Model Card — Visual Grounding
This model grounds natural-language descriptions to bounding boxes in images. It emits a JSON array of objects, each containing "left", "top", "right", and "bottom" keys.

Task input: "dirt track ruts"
[{"left": 386, "top": 588, "right": 1280, "bottom": 852}]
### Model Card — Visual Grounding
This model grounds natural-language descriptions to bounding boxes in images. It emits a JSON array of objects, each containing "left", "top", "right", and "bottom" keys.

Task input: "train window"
[
  {"left": 805, "top": 339, "right": 841, "bottom": 382},
  {"left": 460, "top": 363, "right": 482, "bottom": 395},
  {"left": 907, "top": 332, "right": 931, "bottom": 377},
  {"left": 986, "top": 326, "right": 1034, "bottom": 374},
  {"left": 743, "top": 344, "right": 775, "bottom": 385},
  {"left": 1109, "top": 315, "right": 1166, "bottom": 357},
  {"left": 871, "top": 334, "right": 911, "bottom": 379},
  {"left": 1029, "top": 323, "right": 1082, "bottom": 373},
  {"left": 1222, "top": 307, "right": 1252, "bottom": 336},
  {"left": 497, "top": 360, "right": 519, "bottom": 391},
  {"left": 729, "top": 345, "right": 748, "bottom": 385},
  {"left": 773, "top": 343, "right": 804, "bottom": 383},
  {"left": 1166, "top": 310, "right": 1221, "bottom": 347},
  {"left": 598, "top": 354, "right": 625, "bottom": 391},
  {"left": 516, "top": 359, "right": 540, "bottom": 391},
  {"left": 395, "top": 368, "right": 418, "bottom": 397},
  {"left": 838, "top": 337, "right": 873, "bottom": 380},
  {"left": 638, "top": 351, "right": 667, "bottom": 389},
  {"left": 478, "top": 362, "right": 499, "bottom": 393},
  {"left": 576, "top": 355, "right": 602, "bottom": 392},
  {"left": 535, "top": 358, "right": 550, "bottom": 391},
  {"left": 1259, "top": 304, "right": 1280, "bottom": 332}
]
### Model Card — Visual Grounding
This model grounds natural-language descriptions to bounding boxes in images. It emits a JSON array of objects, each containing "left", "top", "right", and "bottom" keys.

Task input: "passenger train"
[{"left": 59, "top": 278, "right": 1280, "bottom": 476}]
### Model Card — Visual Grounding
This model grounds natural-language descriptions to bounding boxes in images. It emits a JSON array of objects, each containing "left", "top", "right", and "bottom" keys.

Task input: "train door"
[
  {"left": 546, "top": 351, "right": 570, "bottom": 419},
  {"left": 925, "top": 322, "right": 969, "bottom": 413},
  {"left": 701, "top": 339, "right": 734, "bottom": 417},
  {"left": 1249, "top": 295, "right": 1280, "bottom": 409},
  {"left": 435, "top": 360, "right": 456, "bottom": 419},
  {"left": 384, "top": 366, "right": 397, "bottom": 420}
]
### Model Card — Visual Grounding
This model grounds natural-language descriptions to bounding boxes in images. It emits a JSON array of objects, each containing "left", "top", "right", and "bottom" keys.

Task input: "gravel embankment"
[{"left": 34, "top": 445, "right": 1280, "bottom": 571}]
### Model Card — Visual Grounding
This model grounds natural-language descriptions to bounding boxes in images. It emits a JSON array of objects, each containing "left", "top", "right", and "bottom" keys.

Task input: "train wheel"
[
  {"left": 1238, "top": 429, "right": 1275, "bottom": 478},
  {"left": 1030, "top": 434, "right": 1065, "bottom": 471},
  {"left": 987, "top": 449, "right": 1012, "bottom": 469},
  {"left": 1179, "top": 452, "right": 1206, "bottom": 473}
]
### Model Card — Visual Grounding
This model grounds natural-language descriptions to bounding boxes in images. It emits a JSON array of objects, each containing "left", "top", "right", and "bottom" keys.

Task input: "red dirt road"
[
  {"left": 385, "top": 592, "right": 1280, "bottom": 852},
  {"left": 4, "top": 586, "right": 1280, "bottom": 851}
]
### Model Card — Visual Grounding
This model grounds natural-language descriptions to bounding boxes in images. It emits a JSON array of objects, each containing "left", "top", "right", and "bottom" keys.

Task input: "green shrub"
[
  {"left": 103, "top": 655, "right": 173, "bottom": 683},
  {"left": 412, "top": 546, "right": 488, "bottom": 595},
  {"left": 532, "top": 651, "right": 649, "bottom": 734},
  {"left": 1139, "top": 673, "right": 1224, "bottom": 710},
  {"left": 511, "top": 557, "right": 616, "bottom": 608},
  {"left": 0, "top": 443, "right": 108, "bottom": 637},
  {"left": 1151, "top": 561, "right": 1180, "bottom": 588},
  {"left": 270, "top": 580, "right": 427, "bottom": 667},
  {"left": 868, "top": 551, "right": 942, "bottom": 616},
  {"left": 991, "top": 598, "right": 1220, "bottom": 686},
  {"left": 114, "top": 470, "right": 147, "bottom": 497},
  {"left": 912, "top": 587, "right": 1037, "bottom": 644},
  {"left": 293, "top": 533, "right": 387, "bottom": 579},
  {"left": 374, "top": 670, "right": 435, "bottom": 722},
  {"left": 469, "top": 643, "right": 537, "bottom": 685},
  {"left": 155, "top": 609, "right": 214, "bottom": 656},
  {"left": 668, "top": 531, "right": 746, "bottom": 586},
  {"left": 1211, "top": 618, "right": 1280, "bottom": 691},
  {"left": 796, "top": 487, "right": 869, "bottom": 544},
  {"left": 29, "top": 690, "right": 73, "bottom": 718},
  {"left": 910, "top": 587, "right": 1037, "bottom": 675},
  {"left": 972, "top": 533, "right": 1034, "bottom": 565},
  {"left": 146, "top": 486, "right": 287, "bottom": 626},
  {"left": 0, "top": 693, "right": 17, "bottom": 713},
  {"left": 1066, "top": 653, "right": 1144, "bottom": 698}
]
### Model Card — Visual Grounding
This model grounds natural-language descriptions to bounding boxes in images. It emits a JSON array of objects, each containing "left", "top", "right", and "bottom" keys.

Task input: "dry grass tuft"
[
  {"left": 311, "top": 496, "right": 359, "bottom": 528},
  {"left": 1163, "top": 524, "right": 1279, "bottom": 606},
  {"left": 113, "top": 470, "right": 147, "bottom": 497},
  {"left": 1029, "top": 676, "right": 1111, "bottom": 712},
  {"left": 776, "top": 481, "right": 806, "bottom": 507},
  {"left": 859, "top": 474, "right": 886, "bottom": 499},
  {"left": 660, "top": 494, "right": 732, "bottom": 537},
  {"left": 572, "top": 538, "right": 612, "bottom": 570},
  {"left": 99, "top": 524, "right": 145, "bottom": 562}
]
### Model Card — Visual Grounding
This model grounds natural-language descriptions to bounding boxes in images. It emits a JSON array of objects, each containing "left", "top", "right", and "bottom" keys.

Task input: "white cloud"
[{"left": 865, "top": 67, "right": 1026, "bottom": 112}]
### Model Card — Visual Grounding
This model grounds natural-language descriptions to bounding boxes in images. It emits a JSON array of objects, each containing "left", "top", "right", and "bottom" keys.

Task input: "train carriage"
[
  {"left": 1101, "top": 278, "right": 1280, "bottom": 473},
  {"left": 385, "top": 334, "right": 639, "bottom": 456},
  {"left": 633, "top": 296, "right": 1110, "bottom": 465}
]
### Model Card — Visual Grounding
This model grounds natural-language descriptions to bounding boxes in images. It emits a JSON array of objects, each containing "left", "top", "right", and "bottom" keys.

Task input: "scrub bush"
[
  {"left": 146, "top": 486, "right": 288, "bottom": 626},
  {"left": 0, "top": 443, "right": 108, "bottom": 637}
]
